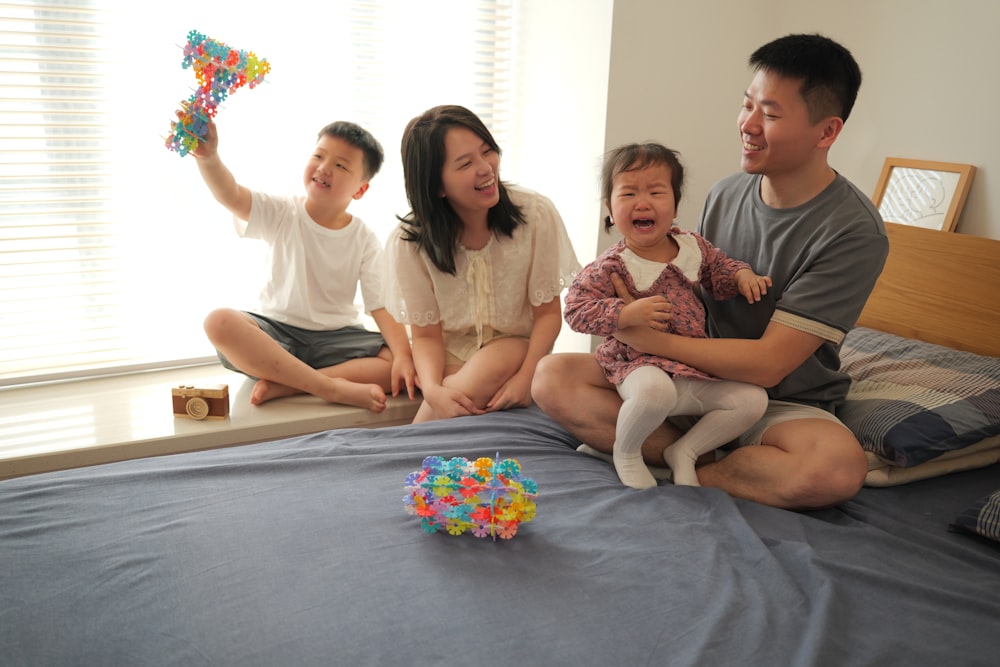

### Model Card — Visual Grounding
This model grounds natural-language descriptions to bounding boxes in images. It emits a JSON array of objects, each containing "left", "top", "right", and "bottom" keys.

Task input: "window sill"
[{"left": 0, "top": 364, "right": 420, "bottom": 479}]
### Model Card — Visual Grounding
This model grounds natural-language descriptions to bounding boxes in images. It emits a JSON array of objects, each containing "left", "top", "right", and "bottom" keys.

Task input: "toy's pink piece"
[
  {"left": 403, "top": 453, "right": 538, "bottom": 540},
  {"left": 165, "top": 30, "right": 270, "bottom": 157}
]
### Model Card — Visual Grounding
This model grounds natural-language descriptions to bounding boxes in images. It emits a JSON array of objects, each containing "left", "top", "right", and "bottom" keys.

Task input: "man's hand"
[{"left": 610, "top": 272, "right": 635, "bottom": 304}]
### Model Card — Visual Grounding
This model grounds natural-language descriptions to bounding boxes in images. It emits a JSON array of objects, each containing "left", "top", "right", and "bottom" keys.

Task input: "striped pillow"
[
  {"left": 950, "top": 489, "right": 1000, "bottom": 543},
  {"left": 837, "top": 327, "right": 1000, "bottom": 468}
]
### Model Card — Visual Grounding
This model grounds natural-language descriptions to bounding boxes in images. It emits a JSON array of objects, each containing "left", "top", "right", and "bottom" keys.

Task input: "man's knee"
[
  {"left": 762, "top": 420, "right": 868, "bottom": 508},
  {"left": 787, "top": 440, "right": 867, "bottom": 508},
  {"left": 532, "top": 355, "right": 561, "bottom": 411}
]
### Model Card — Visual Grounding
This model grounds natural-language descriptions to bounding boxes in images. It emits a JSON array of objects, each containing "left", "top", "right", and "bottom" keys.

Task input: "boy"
[
  {"left": 532, "top": 33, "right": 888, "bottom": 509},
  {"left": 192, "top": 118, "right": 415, "bottom": 412}
]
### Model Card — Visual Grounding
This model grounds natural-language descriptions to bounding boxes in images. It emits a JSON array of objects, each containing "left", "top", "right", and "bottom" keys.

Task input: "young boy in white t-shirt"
[{"left": 191, "top": 118, "right": 415, "bottom": 412}]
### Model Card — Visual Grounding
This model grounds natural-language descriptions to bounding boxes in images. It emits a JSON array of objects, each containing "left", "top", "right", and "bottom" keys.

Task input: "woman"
[{"left": 385, "top": 105, "right": 580, "bottom": 422}]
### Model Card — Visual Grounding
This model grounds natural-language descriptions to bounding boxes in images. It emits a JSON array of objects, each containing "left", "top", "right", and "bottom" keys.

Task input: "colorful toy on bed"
[
  {"left": 165, "top": 30, "right": 270, "bottom": 157},
  {"left": 403, "top": 454, "right": 538, "bottom": 540}
]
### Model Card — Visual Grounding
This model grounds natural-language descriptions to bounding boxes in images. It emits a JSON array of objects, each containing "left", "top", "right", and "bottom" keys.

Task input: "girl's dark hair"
[
  {"left": 601, "top": 143, "right": 684, "bottom": 232},
  {"left": 397, "top": 105, "right": 525, "bottom": 275},
  {"left": 317, "top": 121, "right": 384, "bottom": 180}
]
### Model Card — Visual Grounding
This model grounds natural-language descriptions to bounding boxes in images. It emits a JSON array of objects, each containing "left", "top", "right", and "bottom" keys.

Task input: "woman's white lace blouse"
[{"left": 384, "top": 186, "right": 580, "bottom": 343}]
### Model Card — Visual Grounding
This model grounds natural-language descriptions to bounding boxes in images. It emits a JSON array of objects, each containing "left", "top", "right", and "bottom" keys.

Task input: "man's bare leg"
[
  {"left": 695, "top": 418, "right": 867, "bottom": 509},
  {"left": 535, "top": 355, "right": 868, "bottom": 509},
  {"left": 532, "top": 353, "right": 682, "bottom": 462}
]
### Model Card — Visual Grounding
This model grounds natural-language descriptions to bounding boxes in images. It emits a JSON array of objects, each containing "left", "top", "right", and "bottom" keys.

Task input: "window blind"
[{"left": 0, "top": 0, "right": 515, "bottom": 386}]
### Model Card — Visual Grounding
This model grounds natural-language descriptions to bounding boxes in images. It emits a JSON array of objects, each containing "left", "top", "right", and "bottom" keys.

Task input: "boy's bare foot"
[
  {"left": 250, "top": 379, "right": 301, "bottom": 405},
  {"left": 328, "top": 378, "right": 387, "bottom": 413},
  {"left": 250, "top": 377, "right": 387, "bottom": 412}
]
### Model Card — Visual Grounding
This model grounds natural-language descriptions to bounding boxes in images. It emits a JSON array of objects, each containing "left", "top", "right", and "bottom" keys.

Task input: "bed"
[{"left": 2, "top": 223, "right": 998, "bottom": 666}]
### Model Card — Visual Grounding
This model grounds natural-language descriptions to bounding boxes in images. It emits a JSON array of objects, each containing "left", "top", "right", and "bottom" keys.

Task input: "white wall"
[
  {"left": 509, "top": 0, "right": 614, "bottom": 353},
  {"left": 510, "top": 0, "right": 613, "bottom": 268},
  {"left": 603, "top": 0, "right": 1000, "bottom": 241}
]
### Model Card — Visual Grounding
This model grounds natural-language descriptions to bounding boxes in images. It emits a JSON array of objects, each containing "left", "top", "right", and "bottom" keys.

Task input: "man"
[{"left": 532, "top": 33, "right": 888, "bottom": 510}]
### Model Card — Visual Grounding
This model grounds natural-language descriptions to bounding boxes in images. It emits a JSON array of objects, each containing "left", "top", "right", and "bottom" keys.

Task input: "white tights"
[{"left": 613, "top": 365, "right": 769, "bottom": 489}]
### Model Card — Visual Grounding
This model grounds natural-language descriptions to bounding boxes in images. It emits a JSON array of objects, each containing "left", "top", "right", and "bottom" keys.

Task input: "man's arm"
[
  {"left": 614, "top": 319, "right": 823, "bottom": 388},
  {"left": 609, "top": 270, "right": 821, "bottom": 387}
]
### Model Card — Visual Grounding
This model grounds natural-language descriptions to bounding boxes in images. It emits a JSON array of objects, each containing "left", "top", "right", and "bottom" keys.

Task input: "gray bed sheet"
[{"left": 2, "top": 406, "right": 998, "bottom": 667}]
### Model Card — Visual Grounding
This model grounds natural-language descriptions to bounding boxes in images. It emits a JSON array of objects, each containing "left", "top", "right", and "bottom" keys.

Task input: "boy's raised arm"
[{"left": 191, "top": 118, "right": 252, "bottom": 221}]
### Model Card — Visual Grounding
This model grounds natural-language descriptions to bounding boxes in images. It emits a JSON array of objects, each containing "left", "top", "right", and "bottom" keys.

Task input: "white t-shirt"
[{"left": 236, "top": 191, "right": 385, "bottom": 331}]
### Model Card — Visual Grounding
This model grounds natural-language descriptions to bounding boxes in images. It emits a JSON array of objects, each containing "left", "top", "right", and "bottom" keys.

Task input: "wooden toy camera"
[{"left": 172, "top": 384, "right": 230, "bottom": 420}]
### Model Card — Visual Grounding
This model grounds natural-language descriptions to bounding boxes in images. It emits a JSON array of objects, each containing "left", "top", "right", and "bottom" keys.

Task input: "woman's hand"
[
  {"left": 485, "top": 370, "right": 533, "bottom": 413},
  {"left": 422, "top": 384, "right": 484, "bottom": 419}
]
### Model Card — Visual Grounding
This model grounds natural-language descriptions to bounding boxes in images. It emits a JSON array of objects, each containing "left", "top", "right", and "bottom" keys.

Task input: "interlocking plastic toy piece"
[
  {"left": 165, "top": 30, "right": 270, "bottom": 157},
  {"left": 403, "top": 453, "right": 538, "bottom": 540}
]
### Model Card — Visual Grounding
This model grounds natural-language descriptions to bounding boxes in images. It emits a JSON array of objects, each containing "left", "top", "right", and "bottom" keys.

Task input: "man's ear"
[
  {"left": 353, "top": 182, "right": 370, "bottom": 200},
  {"left": 816, "top": 116, "right": 844, "bottom": 149}
]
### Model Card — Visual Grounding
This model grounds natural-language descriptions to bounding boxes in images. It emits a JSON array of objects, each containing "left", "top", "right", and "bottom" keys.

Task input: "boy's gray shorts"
[{"left": 217, "top": 312, "right": 387, "bottom": 377}]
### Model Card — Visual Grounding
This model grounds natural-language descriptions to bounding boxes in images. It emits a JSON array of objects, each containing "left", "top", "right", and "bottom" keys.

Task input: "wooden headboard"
[{"left": 857, "top": 222, "right": 1000, "bottom": 358}]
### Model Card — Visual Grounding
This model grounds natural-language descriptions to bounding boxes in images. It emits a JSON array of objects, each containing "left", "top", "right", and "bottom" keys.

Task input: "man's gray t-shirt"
[{"left": 697, "top": 172, "right": 888, "bottom": 412}]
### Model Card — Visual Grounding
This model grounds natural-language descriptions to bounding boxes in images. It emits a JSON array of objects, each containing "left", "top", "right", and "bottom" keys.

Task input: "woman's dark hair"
[
  {"left": 600, "top": 143, "right": 684, "bottom": 232},
  {"left": 397, "top": 105, "right": 525, "bottom": 275}
]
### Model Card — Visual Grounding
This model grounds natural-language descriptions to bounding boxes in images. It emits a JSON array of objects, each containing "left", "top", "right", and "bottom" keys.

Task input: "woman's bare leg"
[{"left": 413, "top": 337, "right": 528, "bottom": 422}]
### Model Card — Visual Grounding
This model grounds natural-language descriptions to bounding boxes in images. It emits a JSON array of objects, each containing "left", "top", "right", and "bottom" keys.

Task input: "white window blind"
[{"left": 0, "top": 0, "right": 515, "bottom": 386}]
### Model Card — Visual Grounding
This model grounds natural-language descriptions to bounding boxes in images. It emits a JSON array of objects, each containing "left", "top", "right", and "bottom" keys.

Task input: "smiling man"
[{"left": 532, "top": 33, "right": 889, "bottom": 510}]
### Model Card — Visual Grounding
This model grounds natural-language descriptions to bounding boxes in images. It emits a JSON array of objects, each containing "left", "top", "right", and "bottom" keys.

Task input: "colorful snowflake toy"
[
  {"left": 165, "top": 30, "right": 271, "bottom": 157},
  {"left": 403, "top": 454, "right": 538, "bottom": 540}
]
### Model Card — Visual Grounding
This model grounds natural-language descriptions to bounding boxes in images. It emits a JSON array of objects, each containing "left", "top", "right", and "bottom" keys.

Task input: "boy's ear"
[{"left": 353, "top": 182, "right": 371, "bottom": 200}]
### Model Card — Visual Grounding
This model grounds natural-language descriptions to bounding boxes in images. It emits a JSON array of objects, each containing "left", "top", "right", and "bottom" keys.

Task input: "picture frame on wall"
[{"left": 872, "top": 157, "right": 976, "bottom": 232}]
